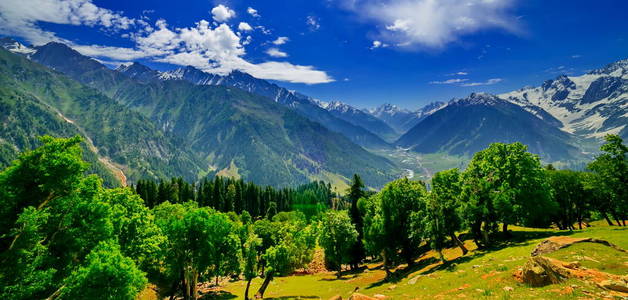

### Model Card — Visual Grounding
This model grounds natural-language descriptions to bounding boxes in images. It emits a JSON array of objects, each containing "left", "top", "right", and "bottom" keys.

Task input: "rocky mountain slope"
[
  {"left": 368, "top": 102, "right": 447, "bottom": 134},
  {"left": 119, "top": 62, "right": 391, "bottom": 149},
  {"left": 315, "top": 100, "right": 398, "bottom": 142},
  {"left": 500, "top": 60, "right": 628, "bottom": 140},
  {"left": 397, "top": 93, "right": 581, "bottom": 161},
  {"left": 14, "top": 41, "right": 398, "bottom": 187}
]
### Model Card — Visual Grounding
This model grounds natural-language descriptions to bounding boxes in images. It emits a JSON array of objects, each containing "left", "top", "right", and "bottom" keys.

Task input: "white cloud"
[
  {"left": 370, "top": 40, "right": 389, "bottom": 49},
  {"left": 243, "top": 61, "right": 333, "bottom": 84},
  {"left": 135, "top": 20, "right": 332, "bottom": 83},
  {"left": 211, "top": 4, "right": 235, "bottom": 22},
  {"left": 72, "top": 44, "right": 162, "bottom": 60},
  {"left": 461, "top": 78, "right": 502, "bottom": 87},
  {"left": 272, "top": 36, "right": 289, "bottom": 45},
  {"left": 306, "top": 16, "right": 320, "bottom": 31},
  {"left": 429, "top": 78, "right": 468, "bottom": 84},
  {"left": 449, "top": 71, "right": 468, "bottom": 76},
  {"left": 247, "top": 7, "right": 260, "bottom": 18},
  {"left": 0, "top": 0, "right": 135, "bottom": 44},
  {"left": 0, "top": 0, "right": 333, "bottom": 84},
  {"left": 571, "top": 54, "right": 582, "bottom": 59},
  {"left": 341, "top": 0, "right": 521, "bottom": 49},
  {"left": 238, "top": 22, "right": 253, "bottom": 32},
  {"left": 266, "top": 48, "right": 288, "bottom": 58}
]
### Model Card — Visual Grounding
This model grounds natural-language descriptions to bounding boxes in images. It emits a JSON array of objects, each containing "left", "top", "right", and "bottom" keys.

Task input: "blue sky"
[{"left": 1, "top": 0, "right": 627, "bottom": 109}]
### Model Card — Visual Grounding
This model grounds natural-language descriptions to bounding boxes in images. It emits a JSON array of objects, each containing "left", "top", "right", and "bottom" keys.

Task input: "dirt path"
[{"left": 56, "top": 112, "right": 127, "bottom": 186}]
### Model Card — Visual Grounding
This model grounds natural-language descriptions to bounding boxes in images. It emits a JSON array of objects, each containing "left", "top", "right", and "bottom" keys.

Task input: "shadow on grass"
[
  {"left": 199, "top": 290, "right": 237, "bottom": 299},
  {"left": 265, "top": 296, "right": 320, "bottom": 300},
  {"left": 365, "top": 228, "right": 578, "bottom": 289},
  {"left": 319, "top": 265, "right": 369, "bottom": 281}
]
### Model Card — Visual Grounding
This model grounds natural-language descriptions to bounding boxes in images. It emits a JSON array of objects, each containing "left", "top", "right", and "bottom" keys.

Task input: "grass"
[{"left": 215, "top": 221, "right": 627, "bottom": 299}]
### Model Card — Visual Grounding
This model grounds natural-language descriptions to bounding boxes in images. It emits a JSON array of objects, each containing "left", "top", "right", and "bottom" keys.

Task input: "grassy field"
[{"left": 213, "top": 221, "right": 627, "bottom": 299}]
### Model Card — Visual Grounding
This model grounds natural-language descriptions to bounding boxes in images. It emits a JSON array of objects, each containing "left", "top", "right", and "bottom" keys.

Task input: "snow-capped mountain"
[
  {"left": 368, "top": 102, "right": 447, "bottom": 134},
  {"left": 117, "top": 62, "right": 391, "bottom": 149},
  {"left": 500, "top": 59, "right": 628, "bottom": 139},
  {"left": 0, "top": 37, "right": 35, "bottom": 56},
  {"left": 314, "top": 100, "right": 398, "bottom": 142},
  {"left": 397, "top": 93, "right": 581, "bottom": 161}
]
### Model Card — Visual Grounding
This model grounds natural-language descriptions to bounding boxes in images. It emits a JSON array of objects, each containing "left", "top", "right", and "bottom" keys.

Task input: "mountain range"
[{"left": 1, "top": 36, "right": 625, "bottom": 187}]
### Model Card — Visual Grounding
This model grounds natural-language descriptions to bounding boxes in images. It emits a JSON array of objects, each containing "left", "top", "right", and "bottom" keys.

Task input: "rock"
[
  {"left": 472, "top": 265, "right": 482, "bottom": 269},
  {"left": 329, "top": 295, "right": 342, "bottom": 300},
  {"left": 503, "top": 286, "right": 514, "bottom": 292},
  {"left": 530, "top": 237, "right": 627, "bottom": 256},
  {"left": 599, "top": 280, "right": 628, "bottom": 293},
  {"left": 373, "top": 294, "right": 387, "bottom": 299},
  {"left": 348, "top": 293, "right": 376, "bottom": 300},
  {"left": 387, "top": 285, "right": 396, "bottom": 290},
  {"left": 408, "top": 275, "right": 422, "bottom": 285},
  {"left": 520, "top": 256, "right": 570, "bottom": 287},
  {"left": 475, "top": 289, "right": 485, "bottom": 293},
  {"left": 561, "top": 261, "right": 580, "bottom": 269}
]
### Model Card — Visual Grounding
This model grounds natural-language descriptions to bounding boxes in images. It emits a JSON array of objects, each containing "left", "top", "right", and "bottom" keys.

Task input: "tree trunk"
[
  {"left": 502, "top": 223, "right": 508, "bottom": 233},
  {"left": 481, "top": 224, "right": 490, "bottom": 246},
  {"left": 450, "top": 232, "right": 468, "bottom": 255},
  {"left": 336, "top": 264, "right": 342, "bottom": 278},
  {"left": 255, "top": 275, "right": 272, "bottom": 299},
  {"left": 382, "top": 250, "right": 391, "bottom": 279},
  {"left": 437, "top": 250, "right": 446, "bottom": 263},
  {"left": 603, "top": 213, "right": 614, "bottom": 226},
  {"left": 192, "top": 272, "right": 198, "bottom": 300},
  {"left": 244, "top": 278, "right": 252, "bottom": 300}
]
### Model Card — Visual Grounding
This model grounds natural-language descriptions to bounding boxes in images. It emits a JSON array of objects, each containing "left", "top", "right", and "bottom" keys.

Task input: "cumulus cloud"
[
  {"left": 0, "top": 0, "right": 135, "bottom": 44},
  {"left": 449, "top": 71, "right": 468, "bottom": 76},
  {"left": 247, "top": 7, "right": 260, "bottom": 18},
  {"left": 461, "top": 78, "right": 502, "bottom": 86},
  {"left": 0, "top": 1, "right": 333, "bottom": 84},
  {"left": 272, "top": 36, "right": 289, "bottom": 45},
  {"left": 211, "top": 4, "right": 235, "bottom": 22},
  {"left": 238, "top": 22, "right": 253, "bottom": 32},
  {"left": 341, "top": 0, "right": 521, "bottom": 49},
  {"left": 134, "top": 19, "right": 332, "bottom": 83},
  {"left": 266, "top": 48, "right": 288, "bottom": 58}
]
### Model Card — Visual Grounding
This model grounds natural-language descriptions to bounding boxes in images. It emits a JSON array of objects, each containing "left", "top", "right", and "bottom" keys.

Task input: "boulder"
[
  {"left": 599, "top": 280, "right": 628, "bottom": 293},
  {"left": 348, "top": 293, "right": 377, "bottom": 300},
  {"left": 520, "top": 256, "right": 570, "bottom": 286},
  {"left": 530, "top": 237, "right": 626, "bottom": 256}
]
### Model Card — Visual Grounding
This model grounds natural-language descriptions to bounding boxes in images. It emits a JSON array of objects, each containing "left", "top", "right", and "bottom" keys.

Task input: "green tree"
[
  {"left": 0, "top": 136, "right": 151, "bottom": 300},
  {"left": 59, "top": 241, "right": 147, "bottom": 300},
  {"left": 460, "top": 142, "right": 556, "bottom": 246},
  {"left": 379, "top": 178, "right": 427, "bottom": 274},
  {"left": 426, "top": 169, "right": 468, "bottom": 258},
  {"left": 545, "top": 170, "right": 589, "bottom": 230},
  {"left": 254, "top": 212, "right": 316, "bottom": 298},
  {"left": 154, "top": 203, "right": 241, "bottom": 300},
  {"left": 587, "top": 134, "right": 627, "bottom": 225},
  {"left": 347, "top": 174, "right": 366, "bottom": 269},
  {"left": 318, "top": 210, "right": 358, "bottom": 278}
]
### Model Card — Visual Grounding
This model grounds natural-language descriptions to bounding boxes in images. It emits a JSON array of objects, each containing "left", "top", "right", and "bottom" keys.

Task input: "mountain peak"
[
  {"left": 589, "top": 58, "right": 628, "bottom": 75},
  {"left": 452, "top": 92, "right": 502, "bottom": 106},
  {"left": 116, "top": 62, "right": 160, "bottom": 81},
  {"left": 0, "top": 37, "right": 35, "bottom": 55}
]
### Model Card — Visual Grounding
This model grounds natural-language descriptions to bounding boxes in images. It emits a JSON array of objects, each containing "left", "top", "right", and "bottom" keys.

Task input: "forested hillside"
[
  {"left": 26, "top": 42, "right": 398, "bottom": 187},
  {"left": 0, "top": 47, "right": 204, "bottom": 185}
]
